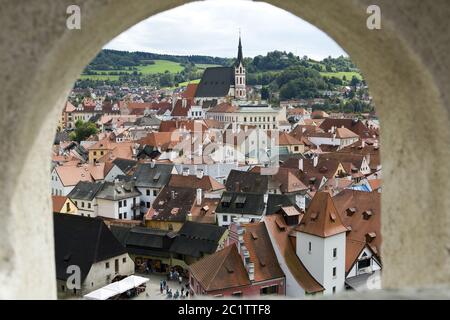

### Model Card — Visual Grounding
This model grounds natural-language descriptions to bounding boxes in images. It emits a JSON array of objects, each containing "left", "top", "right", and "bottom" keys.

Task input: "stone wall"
[{"left": 0, "top": 0, "right": 448, "bottom": 298}]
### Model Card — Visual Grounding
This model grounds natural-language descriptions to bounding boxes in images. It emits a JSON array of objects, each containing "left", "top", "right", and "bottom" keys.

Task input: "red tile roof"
[
  {"left": 296, "top": 192, "right": 348, "bottom": 237},
  {"left": 189, "top": 244, "right": 251, "bottom": 292}
]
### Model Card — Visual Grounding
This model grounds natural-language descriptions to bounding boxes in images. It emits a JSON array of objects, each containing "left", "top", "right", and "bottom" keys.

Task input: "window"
[
  {"left": 146, "top": 202, "right": 150, "bottom": 208},
  {"left": 123, "top": 212, "right": 127, "bottom": 219},
  {"left": 93, "top": 151, "right": 97, "bottom": 156},
  {"left": 333, "top": 248, "right": 337, "bottom": 258},
  {"left": 124, "top": 200, "right": 127, "bottom": 206},
  {"left": 146, "top": 189, "right": 150, "bottom": 196},
  {"left": 88, "top": 203, "right": 91, "bottom": 209},
  {"left": 333, "top": 267, "right": 337, "bottom": 278},
  {"left": 81, "top": 202, "right": 84, "bottom": 208},
  {"left": 66, "top": 202, "right": 70, "bottom": 212},
  {"left": 119, "top": 201, "right": 122, "bottom": 208},
  {"left": 153, "top": 190, "right": 157, "bottom": 196},
  {"left": 106, "top": 275, "right": 111, "bottom": 282},
  {"left": 119, "top": 213, "right": 122, "bottom": 219},
  {"left": 358, "top": 258, "right": 371, "bottom": 269},
  {"left": 223, "top": 215, "right": 228, "bottom": 222},
  {"left": 122, "top": 257, "right": 126, "bottom": 263},
  {"left": 260, "top": 285, "right": 278, "bottom": 295},
  {"left": 332, "top": 286, "right": 336, "bottom": 294},
  {"left": 232, "top": 292, "right": 243, "bottom": 297},
  {"left": 308, "top": 242, "right": 312, "bottom": 253},
  {"left": 294, "top": 146, "right": 299, "bottom": 151},
  {"left": 105, "top": 262, "right": 110, "bottom": 269}
]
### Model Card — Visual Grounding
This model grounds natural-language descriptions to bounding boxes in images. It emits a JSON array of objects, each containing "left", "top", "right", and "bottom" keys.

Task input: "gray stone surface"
[{"left": 0, "top": 0, "right": 449, "bottom": 298}]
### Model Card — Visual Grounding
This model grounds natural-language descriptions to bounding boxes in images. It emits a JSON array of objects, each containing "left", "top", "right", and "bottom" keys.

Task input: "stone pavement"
[{"left": 133, "top": 273, "right": 192, "bottom": 300}]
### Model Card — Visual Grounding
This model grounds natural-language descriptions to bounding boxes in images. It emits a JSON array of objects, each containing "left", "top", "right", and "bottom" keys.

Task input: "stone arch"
[{"left": 0, "top": 0, "right": 449, "bottom": 299}]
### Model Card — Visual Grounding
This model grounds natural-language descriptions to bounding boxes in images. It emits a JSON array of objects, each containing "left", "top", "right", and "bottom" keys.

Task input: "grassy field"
[
  {"left": 195, "top": 63, "right": 221, "bottom": 70},
  {"left": 320, "top": 71, "right": 362, "bottom": 81},
  {"left": 80, "top": 60, "right": 222, "bottom": 81}
]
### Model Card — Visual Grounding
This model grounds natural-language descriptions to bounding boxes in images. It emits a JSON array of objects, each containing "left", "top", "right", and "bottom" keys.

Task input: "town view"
[{"left": 52, "top": 0, "right": 381, "bottom": 300}]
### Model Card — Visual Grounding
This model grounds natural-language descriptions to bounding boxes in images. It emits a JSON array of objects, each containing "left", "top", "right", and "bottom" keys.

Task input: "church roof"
[
  {"left": 195, "top": 67, "right": 235, "bottom": 98},
  {"left": 235, "top": 36, "right": 243, "bottom": 66}
]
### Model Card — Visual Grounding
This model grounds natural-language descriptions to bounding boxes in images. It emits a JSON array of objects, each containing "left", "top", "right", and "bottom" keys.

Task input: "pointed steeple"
[
  {"left": 236, "top": 33, "right": 243, "bottom": 66},
  {"left": 296, "top": 192, "right": 348, "bottom": 237}
]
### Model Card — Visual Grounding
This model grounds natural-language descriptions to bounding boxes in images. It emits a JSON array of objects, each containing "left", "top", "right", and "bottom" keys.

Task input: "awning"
[{"left": 83, "top": 275, "right": 149, "bottom": 300}]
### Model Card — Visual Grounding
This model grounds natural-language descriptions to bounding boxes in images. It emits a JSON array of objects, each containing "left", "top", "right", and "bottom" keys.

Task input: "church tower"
[{"left": 234, "top": 35, "right": 246, "bottom": 100}]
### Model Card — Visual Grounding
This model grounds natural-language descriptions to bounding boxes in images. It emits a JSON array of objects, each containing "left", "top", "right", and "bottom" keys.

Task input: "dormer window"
[
  {"left": 363, "top": 210, "right": 373, "bottom": 220},
  {"left": 346, "top": 207, "right": 356, "bottom": 216}
]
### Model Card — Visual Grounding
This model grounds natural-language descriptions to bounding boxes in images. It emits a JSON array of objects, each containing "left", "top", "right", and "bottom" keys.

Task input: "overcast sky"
[{"left": 104, "top": 0, "right": 347, "bottom": 60}]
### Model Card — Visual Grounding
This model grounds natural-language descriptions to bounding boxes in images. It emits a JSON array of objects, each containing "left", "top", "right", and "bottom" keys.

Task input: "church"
[{"left": 194, "top": 36, "right": 247, "bottom": 104}]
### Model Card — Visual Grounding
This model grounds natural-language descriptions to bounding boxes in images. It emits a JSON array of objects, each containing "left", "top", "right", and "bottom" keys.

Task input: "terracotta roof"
[
  {"left": 368, "top": 179, "right": 382, "bottom": 191},
  {"left": 64, "top": 101, "right": 76, "bottom": 113},
  {"left": 171, "top": 99, "right": 192, "bottom": 117},
  {"left": 54, "top": 163, "right": 106, "bottom": 187},
  {"left": 242, "top": 223, "right": 285, "bottom": 282},
  {"left": 319, "top": 118, "right": 376, "bottom": 139},
  {"left": 207, "top": 102, "right": 238, "bottom": 114},
  {"left": 159, "top": 119, "right": 208, "bottom": 133},
  {"left": 335, "top": 127, "right": 359, "bottom": 139},
  {"left": 332, "top": 190, "right": 381, "bottom": 261},
  {"left": 181, "top": 83, "right": 198, "bottom": 100},
  {"left": 138, "top": 132, "right": 183, "bottom": 151},
  {"left": 296, "top": 192, "right": 348, "bottom": 237},
  {"left": 264, "top": 215, "right": 324, "bottom": 293},
  {"left": 189, "top": 243, "right": 251, "bottom": 292},
  {"left": 52, "top": 196, "right": 68, "bottom": 212},
  {"left": 278, "top": 132, "right": 303, "bottom": 146},
  {"left": 168, "top": 174, "right": 224, "bottom": 191}
]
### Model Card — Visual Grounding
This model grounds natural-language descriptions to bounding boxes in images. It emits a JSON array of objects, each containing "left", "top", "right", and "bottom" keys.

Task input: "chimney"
[
  {"left": 196, "top": 188, "right": 202, "bottom": 206},
  {"left": 362, "top": 140, "right": 366, "bottom": 148},
  {"left": 171, "top": 191, "right": 176, "bottom": 199},
  {"left": 298, "top": 158, "right": 303, "bottom": 171},
  {"left": 313, "top": 156, "right": 318, "bottom": 168},
  {"left": 151, "top": 159, "right": 156, "bottom": 168},
  {"left": 182, "top": 98, "right": 187, "bottom": 108},
  {"left": 196, "top": 169, "right": 204, "bottom": 179}
]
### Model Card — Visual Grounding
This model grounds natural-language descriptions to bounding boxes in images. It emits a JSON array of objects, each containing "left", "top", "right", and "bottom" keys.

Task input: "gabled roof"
[
  {"left": 195, "top": 67, "right": 235, "bottom": 98},
  {"left": 95, "top": 181, "right": 141, "bottom": 201},
  {"left": 296, "top": 192, "right": 347, "bottom": 238},
  {"left": 52, "top": 196, "right": 70, "bottom": 212},
  {"left": 189, "top": 244, "right": 251, "bottom": 292},
  {"left": 168, "top": 174, "right": 224, "bottom": 192},
  {"left": 112, "top": 158, "right": 137, "bottom": 174},
  {"left": 67, "top": 181, "right": 104, "bottom": 201},
  {"left": 264, "top": 215, "right": 324, "bottom": 293},
  {"left": 225, "top": 170, "right": 268, "bottom": 193},
  {"left": 146, "top": 186, "right": 197, "bottom": 223},
  {"left": 54, "top": 163, "right": 107, "bottom": 187},
  {"left": 243, "top": 223, "right": 285, "bottom": 282},
  {"left": 131, "top": 163, "right": 173, "bottom": 188},
  {"left": 170, "top": 221, "right": 227, "bottom": 258},
  {"left": 181, "top": 83, "right": 198, "bottom": 100},
  {"left": 319, "top": 118, "right": 375, "bottom": 139},
  {"left": 332, "top": 190, "right": 381, "bottom": 258},
  {"left": 54, "top": 214, "right": 127, "bottom": 281},
  {"left": 216, "top": 191, "right": 265, "bottom": 216},
  {"left": 171, "top": 99, "right": 192, "bottom": 117}
]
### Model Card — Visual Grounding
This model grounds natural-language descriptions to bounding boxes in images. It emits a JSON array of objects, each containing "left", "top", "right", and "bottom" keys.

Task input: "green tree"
[{"left": 69, "top": 120, "right": 98, "bottom": 142}]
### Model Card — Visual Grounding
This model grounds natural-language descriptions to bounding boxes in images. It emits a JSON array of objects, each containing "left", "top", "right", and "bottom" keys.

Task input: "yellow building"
[{"left": 52, "top": 196, "right": 78, "bottom": 214}]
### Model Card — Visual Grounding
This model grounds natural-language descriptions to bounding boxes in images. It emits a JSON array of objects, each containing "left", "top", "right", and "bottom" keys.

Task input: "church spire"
[{"left": 236, "top": 33, "right": 243, "bottom": 66}]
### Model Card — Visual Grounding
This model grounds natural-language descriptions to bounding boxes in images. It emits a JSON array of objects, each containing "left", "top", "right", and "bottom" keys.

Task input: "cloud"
[{"left": 104, "top": 0, "right": 347, "bottom": 60}]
